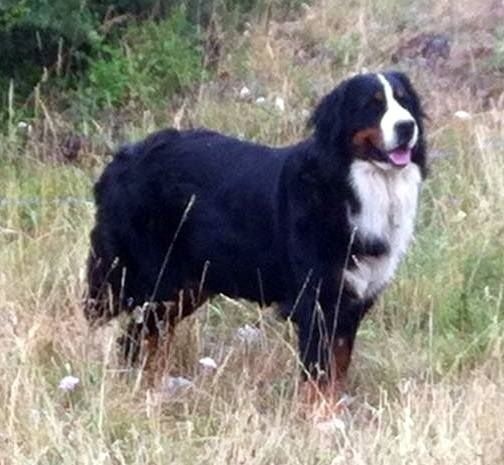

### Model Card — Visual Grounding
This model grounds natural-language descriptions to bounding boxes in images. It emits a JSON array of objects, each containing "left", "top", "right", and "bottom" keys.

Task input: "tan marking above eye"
[
  {"left": 374, "top": 91, "right": 384, "bottom": 102},
  {"left": 395, "top": 86, "right": 405, "bottom": 98}
]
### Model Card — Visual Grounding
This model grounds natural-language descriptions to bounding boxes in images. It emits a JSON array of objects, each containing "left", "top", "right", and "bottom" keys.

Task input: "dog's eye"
[
  {"left": 394, "top": 92, "right": 410, "bottom": 107},
  {"left": 366, "top": 92, "right": 384, "bottom": 110}
]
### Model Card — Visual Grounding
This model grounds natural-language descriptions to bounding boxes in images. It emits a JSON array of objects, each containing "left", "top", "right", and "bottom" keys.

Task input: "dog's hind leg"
[
  {"left": 118, "top": 287, "right": 210, "bottom": 387},
  {"left": 142, "top": 316, "right": 175, "bottom": 387},
  {"left": 116, "top": 302, "right": 170, "bottom": 384},
  {"left": 146, "top": 289, "right": 210, "bottom": 387}
]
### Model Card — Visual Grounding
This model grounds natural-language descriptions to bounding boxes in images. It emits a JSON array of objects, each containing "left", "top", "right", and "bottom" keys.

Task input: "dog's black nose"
[{"left": 395, "top": 121, "right": 415, "bottom": 146}]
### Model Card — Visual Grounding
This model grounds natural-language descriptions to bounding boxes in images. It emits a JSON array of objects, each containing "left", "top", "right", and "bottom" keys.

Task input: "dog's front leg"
[{"left": 295, "top": 293, "right": 360, "bottom": 418}]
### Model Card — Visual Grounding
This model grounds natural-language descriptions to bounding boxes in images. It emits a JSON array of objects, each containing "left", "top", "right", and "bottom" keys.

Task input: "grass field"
[{"left": 1, "top": 1, "right": 503, "bottom": 464}]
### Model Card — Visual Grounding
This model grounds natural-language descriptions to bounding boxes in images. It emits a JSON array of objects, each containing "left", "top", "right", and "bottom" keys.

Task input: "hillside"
[{"left": 0, "top": 1, "right": 503, "bottom": 463}]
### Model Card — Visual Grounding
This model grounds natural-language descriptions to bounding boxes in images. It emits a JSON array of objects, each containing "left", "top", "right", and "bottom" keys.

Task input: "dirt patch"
[{"left": 391, "top": 0, "right": 504, "bottom": 114}]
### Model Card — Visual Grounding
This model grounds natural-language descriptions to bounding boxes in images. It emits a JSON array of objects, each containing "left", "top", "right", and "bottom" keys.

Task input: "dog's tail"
[
  {"left": 84, "top": 143, "right": 138, "bottom": 325},
  {"left": 84, "top": 226, "right": 124, "bottom": 325}
]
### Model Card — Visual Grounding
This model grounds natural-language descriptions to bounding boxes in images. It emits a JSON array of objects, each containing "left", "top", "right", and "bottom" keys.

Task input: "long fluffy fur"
[{"left": 85, "top": 71, "right": 427, "bottom": 383}]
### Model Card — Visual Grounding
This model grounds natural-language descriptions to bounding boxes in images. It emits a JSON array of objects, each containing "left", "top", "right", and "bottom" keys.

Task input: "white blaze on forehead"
[{"left": 377, "top": 74, "right": 418, "bottom": 150}]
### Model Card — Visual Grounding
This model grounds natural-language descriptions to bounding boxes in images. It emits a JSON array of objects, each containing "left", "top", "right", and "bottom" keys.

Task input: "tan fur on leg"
[{"left": 299, "top": 337, "right": 353, "bottom": 420}]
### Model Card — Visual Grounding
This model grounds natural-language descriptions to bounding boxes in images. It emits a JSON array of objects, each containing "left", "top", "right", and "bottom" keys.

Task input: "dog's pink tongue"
[{"left": 388, "top": 148, "right": 411, "bottom": 166}]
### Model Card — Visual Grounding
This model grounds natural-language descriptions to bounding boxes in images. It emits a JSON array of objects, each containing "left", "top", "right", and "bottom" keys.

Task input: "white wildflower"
[
  {"left": 198, "top": 356, "right": 218, "bottom": 370},
  {"left": 239, "top": 86, "right": 251, "bottom": 99},
  {"left": 274, "top": 96, "right": 285, "bottom": 112},
  {"left": 58, "top": 375, "right": 80, "bottom": 392},
  {"left": 17, "top": 121, "right": 33, "bottom": 136},
  {"left": 452, "top": 210, "right": 467, "bottom": 222},
  {"left": 162, "top": 376, "right": 193, "bottom": 397},
  {"left": 454, "top": 110, "right": 472, "bottom": 120},
  {"left": 236, "top": 324, "right": 263, "bottom": 345}
]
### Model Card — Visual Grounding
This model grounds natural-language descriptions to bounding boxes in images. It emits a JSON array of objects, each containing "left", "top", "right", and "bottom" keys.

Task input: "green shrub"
[
  {"left": 0, "top": 0, "right": 98, "bottom": 97},
  {"left": 0, "top": 0, "right": 308, "bottom": 122},
  {"left": 80, "top": 9, "right": 203, "bottom": 110},
  {"left": 128, "top": 11, "right": 203, "bottom": 101},
  {"left": 85, "top": 46, "right": 131, "bottom": 108},
  {"left": 488, "top": 26, "right": 504, "bottom": 71},
  {"left": 0, "top": 0, "right": 183, "bottom": 110}
]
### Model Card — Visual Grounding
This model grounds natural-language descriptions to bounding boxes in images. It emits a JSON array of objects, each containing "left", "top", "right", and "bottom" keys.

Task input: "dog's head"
[{"left": 310, "top": 72, "right": 426, "bottom": 175}]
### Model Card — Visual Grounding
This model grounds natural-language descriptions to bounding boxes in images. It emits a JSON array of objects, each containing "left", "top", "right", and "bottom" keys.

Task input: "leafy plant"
[
  {"left": 80, "top": 9, "right": 203, "bottom": 109},
  {"left": 85, "top": 45, "right": 131, "bottom": 108}
]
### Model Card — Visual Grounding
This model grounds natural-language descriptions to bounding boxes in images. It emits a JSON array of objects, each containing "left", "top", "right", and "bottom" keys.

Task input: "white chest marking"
[{"left": 344, "top": 160, "right": 422, "bottom": 299}]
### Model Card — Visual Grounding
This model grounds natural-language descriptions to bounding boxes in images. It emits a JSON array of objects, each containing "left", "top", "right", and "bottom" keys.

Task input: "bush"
[
  {"left": 0, "top": 0, "right": 306, "bottom": 121},
  {"left": 80, "top": 9, "right": 203, "bottom": 109},
  {"left": 0, "top": 0, "right": 184, "bottom": 109},
  {"left": 0, "top": 0, "right": 98, "bottom": 89}
]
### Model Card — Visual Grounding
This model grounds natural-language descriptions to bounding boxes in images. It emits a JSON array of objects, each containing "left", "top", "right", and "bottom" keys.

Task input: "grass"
[{"left": 1, "top": 0, "right": 504, "bottom": 463}]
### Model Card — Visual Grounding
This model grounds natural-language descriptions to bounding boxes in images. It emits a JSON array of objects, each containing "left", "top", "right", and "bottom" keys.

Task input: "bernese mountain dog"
[{"left": 85, "top": 71, "right": 427, "bottom": 405}]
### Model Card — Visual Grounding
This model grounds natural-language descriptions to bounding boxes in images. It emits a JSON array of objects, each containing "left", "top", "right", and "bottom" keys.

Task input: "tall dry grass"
[{"left": 1, "top": 0, "right": 504, "bottom": 463}]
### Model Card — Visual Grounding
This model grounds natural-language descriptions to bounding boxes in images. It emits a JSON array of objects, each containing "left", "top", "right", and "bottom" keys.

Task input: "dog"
[{"left": 85, "top": 71, "right": 427, "bottom": 407}]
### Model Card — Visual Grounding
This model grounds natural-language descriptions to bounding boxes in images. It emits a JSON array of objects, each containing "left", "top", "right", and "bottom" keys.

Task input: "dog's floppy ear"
[
  {"left": 309, "top": 79, "right": 348, "bottom": 151},
  {"left": 389, "top": 71, "right": 429, "bottom": 178}
]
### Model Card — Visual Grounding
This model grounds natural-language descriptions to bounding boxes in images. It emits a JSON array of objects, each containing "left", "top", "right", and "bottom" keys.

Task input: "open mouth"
[
  {"left": 366, "top": 144, "right": 412, "bottom": 168},
  {"left": 352, "top": 129, "right": 414, "bottom": 168},
  {"left": 387, "top": 145, "right": 412, "bottom": 167}
]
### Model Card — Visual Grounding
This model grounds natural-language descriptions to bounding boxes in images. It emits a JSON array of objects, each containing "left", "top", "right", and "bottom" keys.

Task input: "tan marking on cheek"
[{"left": 352, "top": 127, "right": 383, "bottom": 151}]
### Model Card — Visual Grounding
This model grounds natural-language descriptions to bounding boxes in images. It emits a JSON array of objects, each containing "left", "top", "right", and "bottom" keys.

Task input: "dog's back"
[{"left": 85, "top": 128, "right": 291, "bottom": 323}]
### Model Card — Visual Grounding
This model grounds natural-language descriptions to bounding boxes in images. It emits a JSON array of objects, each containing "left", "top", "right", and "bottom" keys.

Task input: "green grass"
[{"left": 1, "top": 0, "right": 504, "bottom": 464}]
